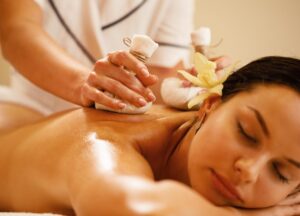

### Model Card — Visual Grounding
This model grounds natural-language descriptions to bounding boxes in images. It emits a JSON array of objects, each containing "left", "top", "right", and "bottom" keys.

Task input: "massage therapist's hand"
[
  {"left": 80, "top": 50, "right": 158, "bottom": 109},
  {"left": 181, "top": 55, "right": 232, "bottom": 87}
]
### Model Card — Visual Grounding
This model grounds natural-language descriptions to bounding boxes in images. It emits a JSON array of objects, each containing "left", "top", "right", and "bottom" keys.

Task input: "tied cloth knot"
[{"left": 178, "top": 53, "right": 237, "bottom": 109}]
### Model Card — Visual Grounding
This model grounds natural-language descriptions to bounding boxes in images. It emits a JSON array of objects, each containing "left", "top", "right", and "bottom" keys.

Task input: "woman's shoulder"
[{"left": 62, "top": 105, "right": 196, "bottom": 124}]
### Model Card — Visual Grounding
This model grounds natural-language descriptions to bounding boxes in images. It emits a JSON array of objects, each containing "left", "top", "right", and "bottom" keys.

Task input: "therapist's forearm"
[{"left": 0, "top": 22, "right": 90, "bottom": 105}]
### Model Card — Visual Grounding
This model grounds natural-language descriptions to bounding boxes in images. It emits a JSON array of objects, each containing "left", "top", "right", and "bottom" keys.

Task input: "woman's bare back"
[{"left": 0, "top": 106, "right": 196, "bottom": 214}]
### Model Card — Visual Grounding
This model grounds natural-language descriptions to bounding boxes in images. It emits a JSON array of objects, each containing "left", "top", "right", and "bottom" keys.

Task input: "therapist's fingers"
[
  {"left": 94, "top": 59, "right": 156, "bottom": 103},
  {"left": 180, "top": 67, "right": 197, "bottom": 88},
  {"left": 80, "top": 83, "right": 126, "bottom": 109},
  {"left": 180, "top": 55, "right": 231, "bottom": 88},
  {"left": 107, "top": 51, "right": 158, "bottom": 86},
  {"left": 87, "top": 71, "right": 153, "bottom": 107},
  {"left": 209, "top": 55, "right": 232, "bottom": 71}
]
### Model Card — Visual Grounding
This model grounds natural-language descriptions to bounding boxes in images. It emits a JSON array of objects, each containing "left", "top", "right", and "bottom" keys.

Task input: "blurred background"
[
  {"left": 195, "top": 0, "right": 300, "bottom": 65},
  {"left": 1, "top": 0, "right": 300, "bottom": 85}
]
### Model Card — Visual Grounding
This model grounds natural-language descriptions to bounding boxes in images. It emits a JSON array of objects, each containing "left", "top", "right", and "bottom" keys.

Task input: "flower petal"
[
  {"left": 177, "top": 70, "right": 205, "bottom": 86},
  {"left": 209, "top": 84, "right": 223, "bottom": 95},
  {"left": 188, "top": 92, "right": 211, "bottom": 109},
  {"left": 194, "top": 53, "right": 217, "bottom": 83}
]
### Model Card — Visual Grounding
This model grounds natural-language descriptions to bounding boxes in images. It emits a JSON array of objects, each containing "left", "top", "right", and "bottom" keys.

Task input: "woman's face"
[{"left": 188, "top": 85, "right": 300, "bottom": 208}]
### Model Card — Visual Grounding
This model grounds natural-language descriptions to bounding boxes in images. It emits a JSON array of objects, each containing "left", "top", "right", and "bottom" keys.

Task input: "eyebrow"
[
  {"left": 247, "top": 106, "right": 270, "bottom": 138},
  {"left": 286, "top": 158, "right": 300, "bottom": 169},
  {"left": 245, "top": 107, "right": 300, "bottom": 170}
]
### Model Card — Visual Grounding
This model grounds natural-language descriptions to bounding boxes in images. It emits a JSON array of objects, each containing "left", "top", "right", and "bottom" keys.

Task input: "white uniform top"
[{"left": 10, "top": 0, "right": 194, "bottom": 114}]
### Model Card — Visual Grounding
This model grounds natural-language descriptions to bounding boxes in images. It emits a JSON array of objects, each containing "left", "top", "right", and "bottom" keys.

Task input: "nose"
[{"left": 234, "top": 155, "right": 268, "bottom": 185}]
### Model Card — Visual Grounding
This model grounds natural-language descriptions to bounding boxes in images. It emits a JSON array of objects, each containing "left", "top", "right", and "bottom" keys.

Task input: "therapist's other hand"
[
  {"left": 210, "top": 55, "right": 232, "bottom": 72},
  {"left": 80, "top": 51, "right": 158, "bottom": 109},
  {"left": 181, "top": 55, "right": 232, "bottom": 87}
]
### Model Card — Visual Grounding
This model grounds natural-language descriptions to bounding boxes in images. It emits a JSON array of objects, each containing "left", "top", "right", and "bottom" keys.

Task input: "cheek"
[
  {"left": 186, "top": 121, "right": 242, "bottom": 205},
  {"left": 246, "top": 182, "right": 291, "bottom": 208},
  {"left": 188, "top": 121, "right": 238, "bottom": 167},
  {"left": 245, "top": 171, "right": 297, "bottom": 208},
  {"left": 187, "top": 122, "right": 237, "bottom": 186}
]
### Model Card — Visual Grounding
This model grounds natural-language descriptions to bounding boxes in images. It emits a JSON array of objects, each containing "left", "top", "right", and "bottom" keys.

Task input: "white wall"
[{"left": 195, "top": 0, "right": 300, "bottom": 65}]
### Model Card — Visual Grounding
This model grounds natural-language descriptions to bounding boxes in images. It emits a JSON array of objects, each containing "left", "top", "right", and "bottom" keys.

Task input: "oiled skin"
[{"left": 1, "top": 106, "right": 222, "bottom": 216}]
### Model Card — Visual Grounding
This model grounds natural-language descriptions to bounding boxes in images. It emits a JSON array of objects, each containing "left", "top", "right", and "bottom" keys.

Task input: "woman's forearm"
[{"left": 72, "top": 175, "right": 239, "bottom": 216}]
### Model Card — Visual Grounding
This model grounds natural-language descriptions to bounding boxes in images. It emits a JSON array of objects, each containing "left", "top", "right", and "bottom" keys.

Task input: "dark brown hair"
[{"left": 222, "top": 56, "right": 300, "bottom": 99}]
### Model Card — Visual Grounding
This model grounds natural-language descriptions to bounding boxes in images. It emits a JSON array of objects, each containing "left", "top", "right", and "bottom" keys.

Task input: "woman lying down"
[{"left": 0, "top": 56, "right": 300, "bottom": 216}]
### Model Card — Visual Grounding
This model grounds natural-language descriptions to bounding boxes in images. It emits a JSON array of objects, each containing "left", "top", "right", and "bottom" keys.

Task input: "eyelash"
[
  {"left": 237, "top": 121, "right": 258, "bottom": 144},
  {"left": 237, "top": 121, "right": 289, "bottom": 184},
  {"left": 273, "top": 163, "right": 289, "bottom": 184}
]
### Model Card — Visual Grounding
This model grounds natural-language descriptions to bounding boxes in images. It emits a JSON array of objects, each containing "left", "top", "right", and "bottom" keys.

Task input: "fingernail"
[
  {"left": 141, "top": 68, "right": 149, "bottom": 77},
  {"left": 182, "top": 80, "right": 192, "bottom": 87},
  {"left": 147, "top": 92, "right": 156, "bottom": 101},
  {"left": 138, "top": 98, "right": 147, "bottom": 106},
  {"left": 150, "top": 74, "right": 158, "bottom": 82},
  {"left": 117, "top": 101, "right": 126, "bottom": 109}
]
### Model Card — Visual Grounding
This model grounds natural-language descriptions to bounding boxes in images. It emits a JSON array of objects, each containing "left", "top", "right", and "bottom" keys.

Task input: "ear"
[{"left": 197, "top": 94, "right": 222, "bottom": 119}]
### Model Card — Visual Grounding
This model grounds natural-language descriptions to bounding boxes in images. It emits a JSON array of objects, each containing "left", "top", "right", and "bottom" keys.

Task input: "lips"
[{"left": 211, "top": 169, "right": 243, "bottom": 203}]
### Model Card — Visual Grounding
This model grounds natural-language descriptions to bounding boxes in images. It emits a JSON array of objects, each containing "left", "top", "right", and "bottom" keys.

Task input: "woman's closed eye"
[
  {"left": 237, "top": 120, "right": 258, "bottom": 144},
  {"left": 237, "top": 120, "right": 293, "bottom": 185},
  {"left": 272, "top": 162, "right": 290, "bottom": 184}
]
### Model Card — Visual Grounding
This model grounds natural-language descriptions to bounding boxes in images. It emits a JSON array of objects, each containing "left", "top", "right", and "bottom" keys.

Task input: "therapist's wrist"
[{"left": 72, "top": 71, "right": 92, "bottom": 107}]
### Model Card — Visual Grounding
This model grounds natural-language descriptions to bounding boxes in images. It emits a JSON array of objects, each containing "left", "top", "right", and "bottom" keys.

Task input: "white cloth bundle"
[
  {"left": 161, "top": 51, "right": 235, "bottom": 110},
  {"left": 191, "top": 27, "right": 211, "bottom": 47},
  {"left": 191, "top": 26, "right": 211, "bottom": 56},
  {"left": 129, "top": 35, "right": 159, "bottom": 59},
  {"left": 160, "top": 78, "right": 203, "bottom": 110},
  {"left": 95, "top": 34, "right": 158, "bottom": 114},
  {"left": 160, "top": 27, "right": 216, "bottom": 111}
]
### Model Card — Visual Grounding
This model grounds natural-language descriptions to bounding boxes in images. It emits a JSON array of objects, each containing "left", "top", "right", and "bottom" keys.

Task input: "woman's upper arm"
[
  {"left": 67, "top": 141, "right": 156, "bottom": 215},
  {"left": 65, "top": 140, "right": 236, "bottom": 216},
  {"left": 72, "top": 175, "right": 238, "bottom": 216}
]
